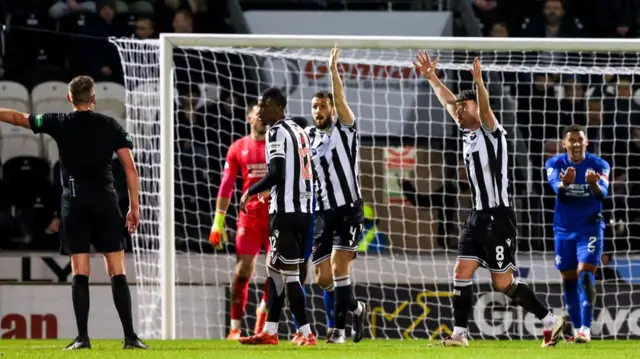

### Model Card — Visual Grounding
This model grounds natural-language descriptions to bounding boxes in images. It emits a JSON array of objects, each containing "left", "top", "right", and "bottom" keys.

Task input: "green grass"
[{"left": 2, "top": 339, "right": 640, "bottom": 359}]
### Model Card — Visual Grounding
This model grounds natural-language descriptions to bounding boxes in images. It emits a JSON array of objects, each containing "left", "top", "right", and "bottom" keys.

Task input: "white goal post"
[{"left": 112, "top": 34, "right": 640, "bottom": 341}]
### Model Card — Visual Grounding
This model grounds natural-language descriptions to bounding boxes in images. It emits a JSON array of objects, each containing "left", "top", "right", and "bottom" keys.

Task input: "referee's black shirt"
[{"left": 29, "top": 110, "right": 133, "bottom": 186}]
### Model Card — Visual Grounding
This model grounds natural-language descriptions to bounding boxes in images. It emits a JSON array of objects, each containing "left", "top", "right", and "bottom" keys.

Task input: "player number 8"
[{"left": 496, "top": 246, "right": 504, "bottom": 261}]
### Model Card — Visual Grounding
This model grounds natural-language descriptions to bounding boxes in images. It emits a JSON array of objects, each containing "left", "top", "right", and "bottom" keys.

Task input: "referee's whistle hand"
[{"left": 125, "top": 208, "right": 140, "bottom": 234}]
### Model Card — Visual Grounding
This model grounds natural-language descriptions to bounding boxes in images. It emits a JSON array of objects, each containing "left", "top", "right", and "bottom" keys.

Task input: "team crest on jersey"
[{"left": 546, "top": 167, "right": 554, "bottom": 178}]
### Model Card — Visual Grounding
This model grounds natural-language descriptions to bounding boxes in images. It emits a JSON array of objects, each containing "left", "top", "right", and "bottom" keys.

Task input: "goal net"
[{"left": 111, "top": 35, "right": 640, "bottom": 340}]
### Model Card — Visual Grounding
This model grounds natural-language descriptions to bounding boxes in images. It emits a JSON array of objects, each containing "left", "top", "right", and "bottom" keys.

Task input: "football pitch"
[{"left": 2, "top": 339, "right": 640, "bottom": 359}]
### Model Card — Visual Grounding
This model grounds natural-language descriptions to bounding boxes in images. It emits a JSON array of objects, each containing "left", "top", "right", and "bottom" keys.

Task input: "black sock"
[
  {"left": 266, "top": 277, "right": 286, "bottom": 323},
  {"left": 111, "top": 274, "right": 136, "bottom": 339},
  {"left": 334, "top": 276, "right": 351, "bottom": 330},
  {"left": 71, "top": 274, "right": 90, "bottom": 339},
  {"left": 285, "top": 279, "right": 309, "bottom": 327},
  {"left": 453, "top": 280, "right": 473, "bottom": 328},
  {"left": 348, "top": 295, "right": 359, "bottom": 312},
  {"left": 507, "top": 280, "right": 549, "bottom": 320}
]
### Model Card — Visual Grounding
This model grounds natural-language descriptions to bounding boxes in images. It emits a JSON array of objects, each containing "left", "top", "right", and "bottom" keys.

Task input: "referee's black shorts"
[
  {"left": 60, "top": 184, "right": 126, "bottom": 255},
  {"left": 458, "top": 206, "right": 518, "bottom": 273}
]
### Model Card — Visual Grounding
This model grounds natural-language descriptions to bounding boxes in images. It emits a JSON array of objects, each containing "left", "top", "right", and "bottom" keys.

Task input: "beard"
[{"left": 314, "top": 116, "right": 332, "bottom": 131}]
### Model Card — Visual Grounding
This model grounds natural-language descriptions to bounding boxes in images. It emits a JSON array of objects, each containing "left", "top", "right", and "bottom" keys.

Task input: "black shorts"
[
  {"left": 311, "top": 200, "right": 364, "bottom": 265},
  {"left": 60, "top": 185, "right": 126, "bottom": 255},
  {"left": 458, "top": 206, "right": 518, "bottom": 273},
  {"left": 268, "top": 212, "right": 312, "bottom": 269}
]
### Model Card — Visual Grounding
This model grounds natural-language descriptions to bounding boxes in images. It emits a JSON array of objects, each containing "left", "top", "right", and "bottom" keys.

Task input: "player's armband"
[{"left": 267, "top": 141, "right": 285, "bottom": 159}]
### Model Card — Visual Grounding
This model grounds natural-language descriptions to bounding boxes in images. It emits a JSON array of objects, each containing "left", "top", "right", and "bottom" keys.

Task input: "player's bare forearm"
[
  {"left": 474, "top": 78, "right": 497, "bottom": 130},
  {"left": 0, "top": 108, "right": 31, "bottom": 129},
  {"left": 428, "top": 77, "right": 457, "bottom": 118},
  {"left": 330, "top": 66, "right": 355, "bottom": 125},
  {"left": 215, "top": 196, "right": 230, "bottom": 214},
  {"left": 589, "top": 183, "right": 605, "bottom": 200}
]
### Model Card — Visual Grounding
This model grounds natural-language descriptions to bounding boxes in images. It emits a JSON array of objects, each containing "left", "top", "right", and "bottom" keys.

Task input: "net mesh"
[{"left": 112, "top": 37, "right": 640, "bottom": 340}]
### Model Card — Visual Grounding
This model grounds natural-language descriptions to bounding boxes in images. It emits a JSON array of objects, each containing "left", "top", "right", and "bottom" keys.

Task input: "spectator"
[
  {"left": 521, "top": 0, "right": 584, "bottom": 38},
  {"left": 134, "top": 17, "right": 156, "bottom": 39},
  {"left": 172, "top": 9, "right": 194, "bottom": 33},
  {"left": 599, "top": 0, "right": 639, "bottom": 38},
  {"left": 50, "top": 0, "right": 97, "bottom": 19},
  {"left": 489, "top": 21, "right": 509, "bottom": 37},
  {"left": 77, "top": 0, "right": 124, "bottom": 82},
  {"left": 117, "top": 0, "right": 154, "bottom": 14}
]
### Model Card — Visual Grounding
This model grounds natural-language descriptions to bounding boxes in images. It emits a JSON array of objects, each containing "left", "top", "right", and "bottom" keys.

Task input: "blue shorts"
[{"left": 554, "top": 229, "right": 604, "bottom": 271}]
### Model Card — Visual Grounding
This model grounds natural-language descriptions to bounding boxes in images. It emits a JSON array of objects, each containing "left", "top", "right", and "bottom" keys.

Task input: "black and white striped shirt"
[
  {"left": 266, "top": 119, "right": 314, "bottom": 214},
  {"left": 462, "top": 122, "right": 511, "bottom": 211},
  {"left": 306, "top": 120, "right": 361, "bottom": 211}
]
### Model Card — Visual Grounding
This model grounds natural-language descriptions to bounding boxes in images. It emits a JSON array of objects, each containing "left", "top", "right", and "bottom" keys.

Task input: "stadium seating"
[
  {"left": 0, "top": 81, "right": 30, "bottom": 114},
  {"left": 94, "top": 81, "right": 127, "bottom": 128},
  {"left": 31, "top": 81, "right": 68, "bottom": 114}
]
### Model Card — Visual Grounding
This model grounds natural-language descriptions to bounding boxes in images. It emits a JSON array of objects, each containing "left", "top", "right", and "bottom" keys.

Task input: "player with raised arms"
[
  {"left": 414, "top": 52, "right": 566, "bottom": 348},
  {"left": 209, "top": 101, "right": 273, "bottom": 339},
  {"left": 306, "top": 45, "right": 367, "bottom": 344},
  {"left": 545, "top": 124, "right": 610, "bottom": 343}
]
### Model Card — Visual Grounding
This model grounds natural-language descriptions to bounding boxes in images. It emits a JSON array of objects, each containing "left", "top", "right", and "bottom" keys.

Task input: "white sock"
[
  {"left": 574, "top": 328, "right": 581, "bottom": 337},
  {"left": 352, "top": 301, "right": 363, "bottom": 316},
  {"left": 542, "top": 312, "right": 556, "bottom": 329},
  {"left": 258, "top": 300, "right": 267, "bottom": 312},
  {"left": 299, "top": 323, "right": 312, "bottom": 337},
  {"left": 338, "top": 329, "right": 346, "bottom": 337},
  {"left": 231, "top": 319, "right": 242, "bottom": 330},
  {"left": 264, "top": 321, "right": 278, "bottom": 335},
  {"left": 452, "top": 326, "right": 467, "bottom": 337},
  {"left": 581, "top": 327, "right": 591, "bottom": 336}
]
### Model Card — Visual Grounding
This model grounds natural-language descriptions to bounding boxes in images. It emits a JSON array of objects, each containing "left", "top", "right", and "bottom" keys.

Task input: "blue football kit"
[{"left": 545, "top": 152, "right": 610, "bottom": 271}]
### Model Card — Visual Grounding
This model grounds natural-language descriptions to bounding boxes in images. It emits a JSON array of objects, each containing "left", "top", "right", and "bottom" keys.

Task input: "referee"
[
  {"left": 0, "top": 76, "right": 147, "bottom": 350},
  {"left": 414, "top": 54, "right": 566, "bottom": 347}
]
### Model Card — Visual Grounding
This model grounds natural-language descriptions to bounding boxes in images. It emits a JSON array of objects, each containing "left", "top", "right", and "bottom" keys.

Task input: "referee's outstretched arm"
[{"left": 0, "top": 107, "right": 32, "bottom": 128}]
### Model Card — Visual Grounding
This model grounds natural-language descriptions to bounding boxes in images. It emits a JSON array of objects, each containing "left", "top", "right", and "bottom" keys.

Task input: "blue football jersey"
[{"left": 545, "top": 152, "right": 610, "bottom": 236}]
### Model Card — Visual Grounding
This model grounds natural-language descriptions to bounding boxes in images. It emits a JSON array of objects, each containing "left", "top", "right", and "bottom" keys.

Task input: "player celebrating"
[
  {"left": 414, "top": 52, "right": 566, "bottom": 348},
  {"left": 239, "top": 87, "right": 316, "bottom": 346},
  {"left": 210, "top": 101, "right": 273, "bottom": 339},
  {"left": 306, "top": 45, "right": 367, "bottom": 344},
  {"left": 545, "top": 125, "right": 610, "bottom": 343}
]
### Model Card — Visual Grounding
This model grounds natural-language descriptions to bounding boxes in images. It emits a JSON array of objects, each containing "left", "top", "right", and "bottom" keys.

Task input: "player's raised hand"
[
  {"left": 586, "top": 169, "right": 599, "bottom": 185},
  {"left": 413, "top": 51, "right": 439, "bottom": 80},
  {"left": 257, "top": 190, "right": 270, "bottom": 203},
  {"left": 209, "top": 211, "right": 228, "bottom": 249},
  {"left": 125, "top": 207, "right": 140, "bottom": 234},
  {"left": 561, "top": 167, "right": 576, "bottom": 186},
  {"left": 329, "top": 45, "right": 340, "bottom": 70},
  {"left": 470, "top": 57, "right": 483, "bottom": 83}
]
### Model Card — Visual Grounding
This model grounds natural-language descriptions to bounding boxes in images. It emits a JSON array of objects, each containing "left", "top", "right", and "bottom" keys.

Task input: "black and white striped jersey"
[
  {"left": 266, "top": 119, "right": 314, "bottom": 214},
  {"left": 306, "top": 120, "right": 361, "bottom": 211},
  {"left": 462, "top": 122, "right": 511, "bottom": 211}
]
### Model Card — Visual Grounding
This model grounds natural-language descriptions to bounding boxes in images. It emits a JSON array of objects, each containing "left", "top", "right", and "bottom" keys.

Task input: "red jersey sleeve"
[{"left": 218, "top": 142, "right": 239, "bottom": 198}]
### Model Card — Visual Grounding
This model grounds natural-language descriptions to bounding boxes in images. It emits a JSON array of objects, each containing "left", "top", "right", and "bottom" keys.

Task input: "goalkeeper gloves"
[{"left": 209, "top": 210, "right": 228, "bottom": 249}]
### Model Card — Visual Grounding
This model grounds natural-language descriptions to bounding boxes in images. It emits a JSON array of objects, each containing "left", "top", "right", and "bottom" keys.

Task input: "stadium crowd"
[{"left": 0, "top": 0, "right": 638, "bottom": 264}]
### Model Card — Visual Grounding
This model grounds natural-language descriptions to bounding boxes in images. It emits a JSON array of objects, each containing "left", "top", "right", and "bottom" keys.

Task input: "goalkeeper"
[
  {"left": 210, "top": 101, "right": 271, "bottom": 339},
  {"left": 545, "top": 124, "right": 610, "bottom": 344}
]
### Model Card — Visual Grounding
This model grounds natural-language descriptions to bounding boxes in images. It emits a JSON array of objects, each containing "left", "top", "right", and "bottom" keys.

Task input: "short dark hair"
[
  {"left": 290, "top": 116, "right": 309, "bottom": 128},
  {"left": 562, "top": 124, "right": 586, "bottom": 138},
  {"left": 454, "top": 89, "right": 477, "bottom": 103},
  {"left": 312, "top": 90, "right": 333, "bottom": 104},
  {"left": 68, "top": 76, "right": 95, "bottom": 105},
  {"left": 261, "top": 87, "right": 287, "bottom": 108}
]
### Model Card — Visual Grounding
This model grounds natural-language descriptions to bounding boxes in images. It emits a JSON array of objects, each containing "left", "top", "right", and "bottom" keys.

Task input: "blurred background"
[{"left": 0, "top": 0, "right": 639, "bottom": 283}]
